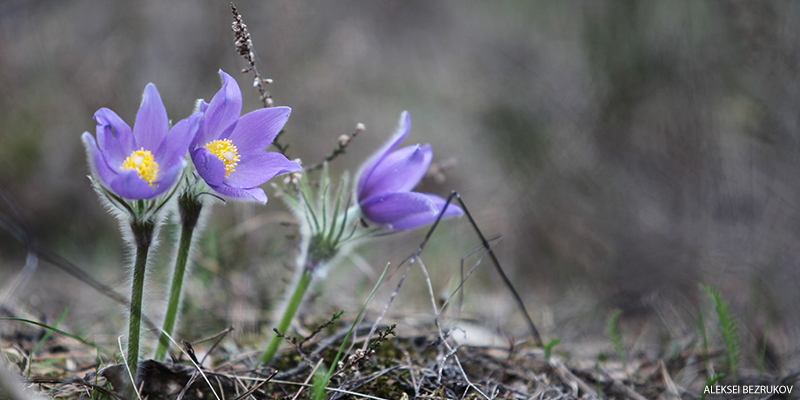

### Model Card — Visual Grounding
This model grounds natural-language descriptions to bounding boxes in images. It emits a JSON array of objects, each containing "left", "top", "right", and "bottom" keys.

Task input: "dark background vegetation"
[{"left": 1, "top": 0, "right": 799, "bottom": 369}]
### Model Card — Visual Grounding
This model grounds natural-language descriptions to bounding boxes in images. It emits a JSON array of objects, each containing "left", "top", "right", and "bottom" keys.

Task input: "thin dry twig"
[
  {"left": 272, "top": 328, "right": 316, "bottom": 365},
  {"left": 196, "top": 327, "right": 235, "bottom": 366},
  {"left": 230, "top": 2, "right": 288, "bottom": 155},
  {"left": 231, "top": 370, "right": 276, "bottom": 400},
  {"left": 305, "top": 123, "right": 365, "bottom": 172},
  {"left": 414, "top": 257, "right": 489, "bottom": 400}
]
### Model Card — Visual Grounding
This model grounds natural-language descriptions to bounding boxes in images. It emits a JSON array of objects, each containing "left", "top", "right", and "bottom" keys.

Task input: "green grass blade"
[
  {"left": 699, "top": 373, "right": 725, "bottom": 400},
  {"left": 605, "top": 309, "right": 626, "bottom": 369},
  {"left": 27, "top": 304, "right": 71, "bottom": 377},
  {"left": 543, "top": 338, "right": 561, "bottom": 363},
  {"left": 312, "top": 262, "right": 391, "bottom": 400},
  {"left": 1, "top": 317, "right": 114, "bottom": 357}
]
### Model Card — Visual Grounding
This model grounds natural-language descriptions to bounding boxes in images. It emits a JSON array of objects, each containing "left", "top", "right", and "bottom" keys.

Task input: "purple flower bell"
[
  {"left": 356, "top": 111, "right": 462, "bottom": 230},
  {"left": 190, "top": 70, "right": 301, "bottom": 203},
  {"left": 82, "top": 83, "right": 198, "bottom": 200}
]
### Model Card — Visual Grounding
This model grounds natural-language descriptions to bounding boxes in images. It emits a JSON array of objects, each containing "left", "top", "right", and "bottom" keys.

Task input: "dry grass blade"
[
  {"left": 290, "top": 358, "right": 323, "bottom": 400},
  {"left": 597, "top": 367, "right": 647, "bottom": 400},
  {"left": 403, "top": 350, "right": 420, "bottom": 398},
  {"left": 550, "top": 359, "right": 599, "bottom": 399},
  {"left": 117, "top": 335, "right": 142, "bottom": 400},
  {"left": 659, "top": 360, "right": 681, "bottom": 399}
]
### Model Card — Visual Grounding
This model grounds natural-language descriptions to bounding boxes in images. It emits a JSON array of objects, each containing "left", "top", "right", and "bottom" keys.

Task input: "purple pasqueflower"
[
  {"left": 356, "top": 111, "right": 462, "bottom": 230},
  {"left": 82, "top": 83, "right": 198, "bottom": 200},
  {"left": 190, "top": 70, "right": 301, "bottom": 203}
]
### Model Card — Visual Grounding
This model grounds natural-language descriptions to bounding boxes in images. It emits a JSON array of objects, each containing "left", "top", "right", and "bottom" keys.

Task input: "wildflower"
[
  {"left": 82, "top": 83, "right": 198, "bottom": 200},
  {"left": 190, "top": 70, "right": 300, "bottom": 203},
  {"left": 81, "top": 82, "right": 199, "bottom": 385},
  {"left": 356, "top": 111, "right": 462, "bottom": 230}
]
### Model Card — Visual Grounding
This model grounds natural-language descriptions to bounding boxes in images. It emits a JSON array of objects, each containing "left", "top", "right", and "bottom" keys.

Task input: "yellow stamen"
[
  {"left": 205, "top": 139, "right": 240, "bottom": 177},
  {"left": 121, "top": 148, "right": 158, "bottom": 186}
]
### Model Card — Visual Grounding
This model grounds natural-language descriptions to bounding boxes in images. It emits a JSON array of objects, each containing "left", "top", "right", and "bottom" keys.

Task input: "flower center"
[
  {"left": 204, "top": 139, "right": 240, "bottom": 177},
  {"left": 121, "top": 148, "right": 158, "bottom": 186}
]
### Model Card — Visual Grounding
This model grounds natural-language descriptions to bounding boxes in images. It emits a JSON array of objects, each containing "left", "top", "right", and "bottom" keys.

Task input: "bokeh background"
[{"left": 2, "top": 0, "right": 799, "bottom": 368}]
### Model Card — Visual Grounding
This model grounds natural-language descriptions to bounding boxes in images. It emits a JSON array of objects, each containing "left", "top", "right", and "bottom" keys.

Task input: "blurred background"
[{"left": 1, "top": 0, "right": 799, "bottom": 369}]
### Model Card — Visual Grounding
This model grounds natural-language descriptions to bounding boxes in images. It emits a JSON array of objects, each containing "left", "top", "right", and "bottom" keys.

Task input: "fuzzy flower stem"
[
  {"left": 155, "top": 192, "right": 203, "bottom": 360},
  {"left": 126, "top": 219, "right": 155, "bottom": 381},
  {"left": 259, "top": 269, "right": 313, "bottom": 365}
]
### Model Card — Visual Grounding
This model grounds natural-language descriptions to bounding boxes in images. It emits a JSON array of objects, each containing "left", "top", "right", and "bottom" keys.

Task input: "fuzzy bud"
[{"left": 338, "top": 134, "right": 350, "bottom": 146}]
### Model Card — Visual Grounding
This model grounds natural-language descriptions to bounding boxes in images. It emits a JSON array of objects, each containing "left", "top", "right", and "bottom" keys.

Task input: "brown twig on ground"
[{"left": 196, "top": 327, "right": 235, "bottom": 366}]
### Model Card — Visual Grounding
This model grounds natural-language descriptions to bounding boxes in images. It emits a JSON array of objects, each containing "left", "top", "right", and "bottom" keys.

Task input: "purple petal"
[
  {"left": 225, "top": 151, "right": 300, "bottom": 188},
  {"left": 133, "top": 83, "right": 169, "bottom": 151},
  {"left": 109, "top": 170, "right": 158, "bottom": 200},
  {"left": 94, "top": 108, "right": 134, "bottom": 168},
  {"left": 359, "top": 191, "right": 438, "bottom": 230},
  {"left": 194, "top": 70, "right": 242, "bottom": 147},
  {"left": 156, "top": 112, "right": 201, "bottom": 169},
  {"left": 149, "top": 160, "right": 185, "bottom": 198},
  {"left": 191, "top": 148, "right": 226, "bottom": 186},
  {"left": 358, "top": 143, "right": 432, "bottom": 201},
  {"left": 209, "top": 184, "right": 268, "bottom": 204},
  {"left": 425, "top": 193, "right": 464, "bottom": 219},
  {"left": 356, "top": 111, "right": 411, "bottom": 196},
  {"left": 226, "top": 107, "right": 291, "bottom": 151},
  {"left": 82, "top": 132, "right": 118, "bottom": 187}
]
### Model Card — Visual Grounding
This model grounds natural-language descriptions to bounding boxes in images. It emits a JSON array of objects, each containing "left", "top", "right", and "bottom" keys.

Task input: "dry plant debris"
[{"left": 4, "top": 316, "right": 798, "bottom": 400}]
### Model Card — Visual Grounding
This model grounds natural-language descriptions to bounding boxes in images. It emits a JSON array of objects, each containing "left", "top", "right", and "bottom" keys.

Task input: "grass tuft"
[
  {"left": 605, "top": 309, "right": 626, "bottom": 369},
  {"left": 700, "top": 284, "right": 740, "bottom": 383}
]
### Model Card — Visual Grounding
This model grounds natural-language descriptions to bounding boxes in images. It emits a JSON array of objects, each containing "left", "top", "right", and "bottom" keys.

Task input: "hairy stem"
[
  {"left": 125, "top": 218, "right": 155, "bottom": 390},
  {"left": 126, "top": 240, "right": 149, "bottom": 380},
  {"left": 154, "top": 225, "right": 193, "bottom": 360},
  {"left": 155, "top": 192, "right": 203, "bottom": 360},
  {"left": 260, "top": 269, "right": 313, "bottom": 365}
]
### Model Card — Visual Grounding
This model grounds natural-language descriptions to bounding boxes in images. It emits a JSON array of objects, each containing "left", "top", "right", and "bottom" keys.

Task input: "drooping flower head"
[
  {"left": 82, "top": 83, "right": 198, "bottom": 200},
  {"left": 190, "top": 70, "right": 301, "bottom": 203},
  {"left": 356, "top": 111, "right": 462, "bottom": 230}
]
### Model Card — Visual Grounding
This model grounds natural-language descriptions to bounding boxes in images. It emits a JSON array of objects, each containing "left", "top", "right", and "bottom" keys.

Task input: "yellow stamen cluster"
[
  {"left": 205, "top": 139, "right": 240, "bottom": 177},
  {"left": 121, "top": 148, "right": 158, "bottom": 186}
]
